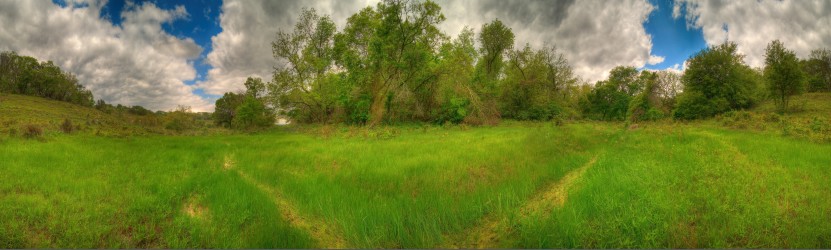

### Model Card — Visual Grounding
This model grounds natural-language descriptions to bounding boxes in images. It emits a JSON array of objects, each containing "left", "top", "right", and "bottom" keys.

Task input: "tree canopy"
[{"left": 764, "top": 40, "right": 805, "bottom": 112}]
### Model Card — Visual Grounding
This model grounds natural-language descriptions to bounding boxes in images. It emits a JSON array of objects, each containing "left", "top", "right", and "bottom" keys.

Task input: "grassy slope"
[
  {"left": 1, "top": 93, "right": 830, "bottom": 247},
  {"left": 0, "top": 93, "right": 152, "bottom": 136}
]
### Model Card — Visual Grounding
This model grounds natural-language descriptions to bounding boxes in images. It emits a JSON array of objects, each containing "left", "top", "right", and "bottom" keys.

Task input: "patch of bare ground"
[
  {"left": 443, "top": 156, "right": 598, "bottom": 248},
  {"left": 183, "top": 197, "right": 207, "bottom": 220}
]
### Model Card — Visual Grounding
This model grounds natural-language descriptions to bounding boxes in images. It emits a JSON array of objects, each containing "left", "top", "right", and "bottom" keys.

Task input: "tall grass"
[{"left": 1, "top": 122, "right": 830, "bottom": 248}]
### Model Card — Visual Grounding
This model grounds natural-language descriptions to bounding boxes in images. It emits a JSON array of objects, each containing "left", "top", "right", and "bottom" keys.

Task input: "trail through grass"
[
  {"left": 444, "top": 156, "right": 599, "bottom": 248},
  {"left": 230, "top": 155, "right": 349, "bottom": 248}
]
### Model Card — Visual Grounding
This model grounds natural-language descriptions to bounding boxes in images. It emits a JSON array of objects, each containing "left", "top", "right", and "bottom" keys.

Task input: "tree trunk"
[{"left": 368, "top": 88, "right": 387, "bottom": 127}]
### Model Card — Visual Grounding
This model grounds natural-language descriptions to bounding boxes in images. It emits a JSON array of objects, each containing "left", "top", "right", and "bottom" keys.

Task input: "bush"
[
  {"left": 60, "top": 118, "right": 74, "bottom": 134},
  {"left": 435, "top": 97, "right": 469, "bottom": 124},
  {"left": 164, "top": 106, "right": 196, "bottom": 132},
  {"left": 22, "top": 124, "right": 43, "bottom": 139}
]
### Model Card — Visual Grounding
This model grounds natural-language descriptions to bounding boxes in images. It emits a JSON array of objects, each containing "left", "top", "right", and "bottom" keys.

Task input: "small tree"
[
  {"left": 233, "top": 97, "right": 275, "bottom": 129},
  {"left": 803, "top": 48, "right": 831, "bottom": 92},
  {"left": 213, "top": 92, "right": 245, "bottom": 128},
  {"left": 764, "top": 40, "right": 805, "bottom": 113}
]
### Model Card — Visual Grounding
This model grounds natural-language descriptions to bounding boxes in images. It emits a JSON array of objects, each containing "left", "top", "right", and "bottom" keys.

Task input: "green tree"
[
  {"left": 803, "top": 48, "right": 831, "bottom": 92},
  {"left": 0, "top": 51, "right": 94, "bottom": 106},
  {"left": 270, "top": 8, "right": 339, "bottom": 123},
  {"left": 673, "top": 42, "right": 759, "bottom": 120},
  {"left": 764, "top": 40, "right": 805, "bottom": 112},
  {"left": 244, "top": 77, "right": 266, "bottom": 99},
  {"left": 213, "top": 92, "right": 245, "bottom": 128},
  {"left": 431, "top": 28, "right": 481, "bottom": 124},
  {"left": 233, "top": 96, "right": 275, "bottom": 129},
  {"left": 475, "top": 19, "right": 514, "bottom": 93},
  {"left": 580, "top": 66, "right": 641, "bottom": 121},
  {"left": 654, "top": 70, "right": 682, "bottom": 112},
  {"left": 364, "top": 0, "right": 445, "bottom": 126},
  {"left": 627, "top": 71, "right": 665, "bottom": 122},
  {"left": 500, "top": 45, "right": 578, "bottom": 120}
]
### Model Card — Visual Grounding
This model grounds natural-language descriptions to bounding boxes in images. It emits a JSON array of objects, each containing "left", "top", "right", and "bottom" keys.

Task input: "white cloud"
[
  {"left": 676, "top": 0, "right": 831, "bottom": 68},
  {"left": 200, "top": 0, "right": 660, "bottom": 94},
  {"left": 648, "top": 55, "right": 666, "bottom": 65},
  {"left": 0, "top": 0, "right": 212, "bottom": 111},
  {"left": 672, "top": 1, "right": 682, "bottom": 19}
]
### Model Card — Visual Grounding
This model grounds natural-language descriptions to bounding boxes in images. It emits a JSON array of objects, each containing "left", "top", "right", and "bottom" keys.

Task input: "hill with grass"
[
  {"left": 0, "top": 93, "right": 219, "bottom": 137},
  {"left": 712, "top": 92, "right": 831, "bottom": 143}
]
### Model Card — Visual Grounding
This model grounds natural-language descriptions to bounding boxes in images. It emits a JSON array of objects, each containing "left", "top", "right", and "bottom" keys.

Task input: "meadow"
[{"left": 2, "top": 119, "right": 830, "bottom": 248}]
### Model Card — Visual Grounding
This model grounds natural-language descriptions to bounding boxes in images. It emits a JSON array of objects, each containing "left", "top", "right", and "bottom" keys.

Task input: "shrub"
[
  {"left": 60, "top": 118, "right": 74, "bottom": 134},
  {"left": 435, "top": 97, "right": 469, "bottom": 124},
  {"left": 22, "top": 124, "right": 43, "bottom": 139}
]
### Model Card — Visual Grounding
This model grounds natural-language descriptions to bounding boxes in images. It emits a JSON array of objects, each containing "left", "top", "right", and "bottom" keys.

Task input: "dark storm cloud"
[{"left": 474, "top": 0, "right": 575, "bottom": 28}]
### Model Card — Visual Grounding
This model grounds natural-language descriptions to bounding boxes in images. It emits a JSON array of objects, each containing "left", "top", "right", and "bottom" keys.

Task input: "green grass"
[{"left": 2, "top": 94, "right": 831, "bottom": 248}]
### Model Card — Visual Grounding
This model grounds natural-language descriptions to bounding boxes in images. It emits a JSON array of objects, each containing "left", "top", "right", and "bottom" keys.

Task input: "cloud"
[
  {"left": 648, "top": 55, "right": 666, "bottom": 65},
  {"left": 672, "top": 1, "right": 682, "bottom": 19},
  {"left": 676, "top": 0, "right": 831, "bottom": 68},
  {"left": 0, "top": 0, "right": 212, "bottom": 111},
  {"left": 200, "top": 0, "right": 660, "bottom": 94},
  {"left": 197, "top": 0, "right": 379, "bottom": 96}
]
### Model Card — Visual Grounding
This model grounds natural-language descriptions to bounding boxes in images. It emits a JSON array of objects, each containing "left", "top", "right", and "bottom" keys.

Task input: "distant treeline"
[
  {"left": 216, "top": 0, "right": 831, "bottom": 127},
  {"left": 0, "top": 51, "right": 94, "bottom": 106}
]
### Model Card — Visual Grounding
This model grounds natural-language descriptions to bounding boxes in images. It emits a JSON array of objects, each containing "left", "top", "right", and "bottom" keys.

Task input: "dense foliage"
[
  {"left": 764, "top": 40, "right": 806, "bottom": 112},
  {"left": 673, "top": 42, "right": 762, "bottom": 120},
  {"left": 214, "top": 77, "right": 275, "bottom": 129},
  {"left": 264, "top": 1, "right": 581, "bottom": 125},
  {"left": 802, "top": 48, "right": 831, "bottom": 92},
  {"left": 0, "top": 51, "right": 94, "bottom": 106}
]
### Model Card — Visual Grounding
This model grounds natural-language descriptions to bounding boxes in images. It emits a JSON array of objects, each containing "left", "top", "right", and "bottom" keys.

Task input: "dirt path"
[
  {"left": 444, "top": 156, "right": 598, "bottom": 248},
  {"left": 226, "top": 156, "right": 349, "bottom": 248}
]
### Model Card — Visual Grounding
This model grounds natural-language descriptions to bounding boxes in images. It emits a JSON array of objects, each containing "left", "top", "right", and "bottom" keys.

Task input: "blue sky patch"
[{"left": 643, "top": 0, "right": 707, "bottom": 70}]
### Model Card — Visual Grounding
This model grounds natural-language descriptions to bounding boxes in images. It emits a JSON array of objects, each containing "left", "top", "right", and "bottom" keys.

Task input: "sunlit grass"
[{"left": 1, "top": 121, "right": 830, "bottom": 248}]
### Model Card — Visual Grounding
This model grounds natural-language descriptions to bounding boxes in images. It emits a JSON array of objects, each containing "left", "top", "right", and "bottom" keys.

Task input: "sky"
[{"left": 0, "top": 0, "right": 829, "bottom": 111}]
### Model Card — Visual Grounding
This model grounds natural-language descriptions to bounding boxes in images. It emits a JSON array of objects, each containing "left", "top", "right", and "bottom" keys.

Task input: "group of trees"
[
  {"left": 213, "top": 77, "right": 275, "bottom": 129},
  {"left": 0, "top": 51, "right": 94, "bottom": 106},
  {"left": 226, "top": 0, "right": 581, "bottom": 127},
  {"left": 220, "top": 0, "right": 829, "bottom": 127},
  {"left": 581, "top": 40, "right": 828, "bottom": 121}
]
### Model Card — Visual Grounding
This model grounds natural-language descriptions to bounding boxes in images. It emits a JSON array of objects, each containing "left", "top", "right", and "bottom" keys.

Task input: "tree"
[
  {"left": 431, "top": 27, "right": 481, "bottom": 124},
  {"left": 270, "top": 8, "right": 339, "bottom": 123},
  {"left": 0, "top": 51, "right": 94, "bottom": 106},
  {"left": 580, "top": 66, "right": 642, "bottom": 121},
  {"left": 244, "top": 77, "right": 266, "bottom": 99},
  {"left": 500, "top": 45, "right": 578, "bottom": 120},
  {"left": 673, "top": 42, "right": 760, "bottom": 120},
  {"left": 654, "top": 70, "right": 682, "bottom": 112},
  {"left": 213, "top": 92, "right": 245, "bottom": 128},
  {"left": 764, "top": 40, "right": 805, "bottom": 112},
  {"left": 627, "top": 71, "right": 665, "bottom": 122},
  {"left": 803, "top": 48, "right": 831, "bottom": 92},
  {"left": 233, "top": 96, "right": 275, "bottom": 129},
  {"left": 475, "top": 19, "right": 514, "bottom": 93}
]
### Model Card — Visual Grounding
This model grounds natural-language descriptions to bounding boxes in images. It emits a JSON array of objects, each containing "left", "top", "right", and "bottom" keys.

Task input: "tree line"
[
  {"left": 0, "top": 51, "right": 94, "bottom": 106},
  {"left": 214, "top": 0, "right": 830, "bottom": 128}
]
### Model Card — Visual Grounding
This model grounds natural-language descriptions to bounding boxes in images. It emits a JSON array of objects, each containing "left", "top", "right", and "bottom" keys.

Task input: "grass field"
[
  {"left": 2, "top": 118, "right": 831, "bottom": 248},
  {"left": 2, "top": 93, "right": 831, "bottom": 248}
]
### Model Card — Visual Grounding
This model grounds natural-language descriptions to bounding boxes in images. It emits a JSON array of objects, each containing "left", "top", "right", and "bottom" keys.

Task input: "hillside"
[
  {"left": 710, "top": 92, "right": 831, "bottom": 143},
  {"left": 0, "top": 93, "right": 215, "bottom": 136}
]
